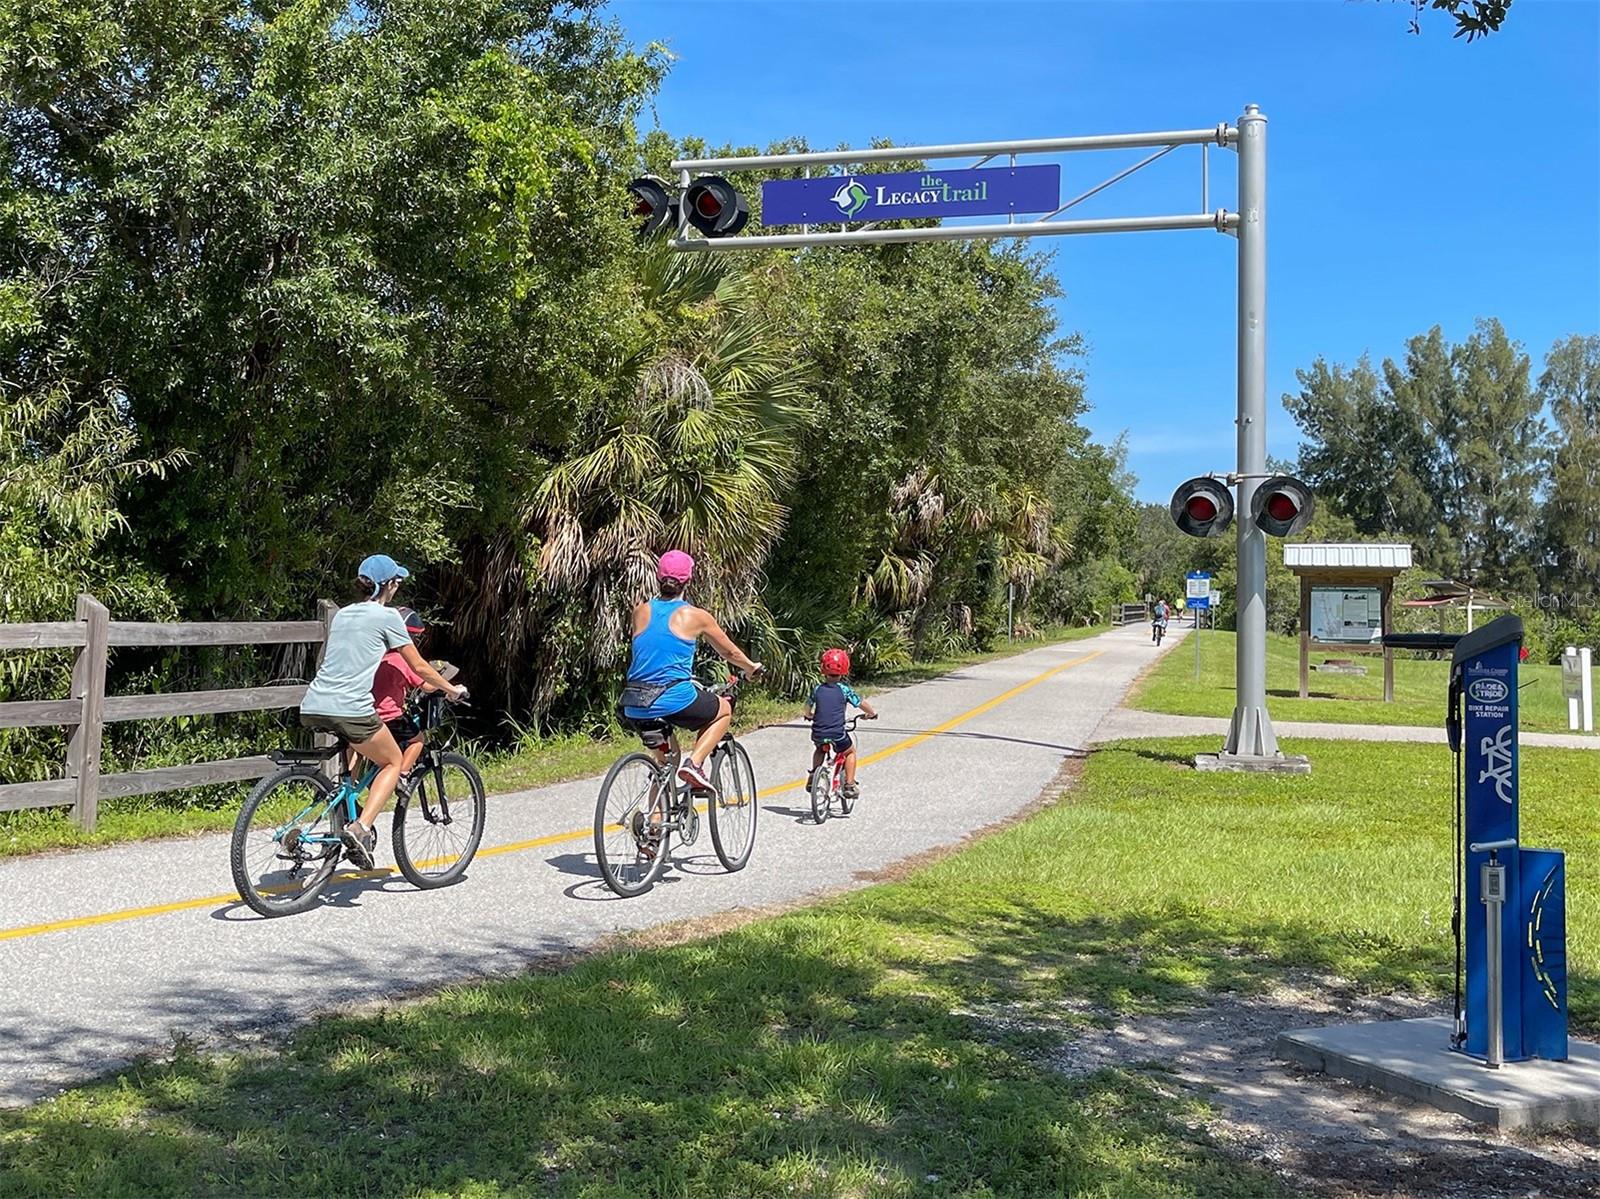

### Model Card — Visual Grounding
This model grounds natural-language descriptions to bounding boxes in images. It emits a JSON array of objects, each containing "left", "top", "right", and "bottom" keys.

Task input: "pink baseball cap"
[{"left": 657, "top": 550, "right": 695, "bottom": 581}]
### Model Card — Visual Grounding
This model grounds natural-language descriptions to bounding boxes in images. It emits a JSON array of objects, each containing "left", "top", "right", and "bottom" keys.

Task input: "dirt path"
[{"left": 974, "top": 973, "right": 1600, "bottom": 1198}]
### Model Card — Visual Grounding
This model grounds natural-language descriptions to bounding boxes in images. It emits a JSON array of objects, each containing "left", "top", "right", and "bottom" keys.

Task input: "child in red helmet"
[{"left": 804, "top": 647, "right": 878, "bottom": 801}]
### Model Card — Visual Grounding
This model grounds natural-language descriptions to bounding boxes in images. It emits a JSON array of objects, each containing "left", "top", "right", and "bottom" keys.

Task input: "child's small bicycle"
[
  {"left": 230, "top": 687, "right": 485, "bottom": 917},
  {"left": 809, "top": 716, "right": 861, "bottom": 824}
]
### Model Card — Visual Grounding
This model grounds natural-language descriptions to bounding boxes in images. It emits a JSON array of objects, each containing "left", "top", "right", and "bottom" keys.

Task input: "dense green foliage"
[
  {"left": 0, "top": 0, "right": 1131, "bottom": 783},
  {"left": 1281, "top": 324, "right": 1600, "bottom": 658}
]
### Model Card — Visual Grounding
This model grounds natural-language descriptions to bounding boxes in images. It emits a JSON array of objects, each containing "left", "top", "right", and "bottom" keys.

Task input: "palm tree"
[{"left": 440, "top": 244, "right": 812, "bottom": 723}]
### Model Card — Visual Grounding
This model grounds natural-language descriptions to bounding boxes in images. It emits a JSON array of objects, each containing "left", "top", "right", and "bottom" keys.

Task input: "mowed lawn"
[
  {"left": 2, "top": 739, "right": 1594, "bottom": 1197},
  {"left": 1133, "top": 627, "right": 1578, "bottom": 732}
]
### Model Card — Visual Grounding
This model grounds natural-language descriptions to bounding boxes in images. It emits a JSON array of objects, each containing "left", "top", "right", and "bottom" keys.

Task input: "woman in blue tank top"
[{"left": 622, "top": 550, "right": 762, "bottom": 792}]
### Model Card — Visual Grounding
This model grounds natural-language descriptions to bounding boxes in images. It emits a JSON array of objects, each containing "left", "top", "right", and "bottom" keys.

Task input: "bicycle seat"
[
  {"left": 620, "top": 714, "right": 672, "bottom": 748},
  {"left": 269, "top": 745, "right": 344, "bottom": 765}
]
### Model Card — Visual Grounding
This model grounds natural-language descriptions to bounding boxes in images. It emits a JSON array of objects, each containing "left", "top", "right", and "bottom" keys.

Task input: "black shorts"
[
  {"left": 660, "top": 686, "right": 722, "bottom": 730},
  {"left": 813, "top": 734, "right": 853, "bottom": 754},
  {"left": 386, "top": 716, "right": 423, "bottom": 750}
]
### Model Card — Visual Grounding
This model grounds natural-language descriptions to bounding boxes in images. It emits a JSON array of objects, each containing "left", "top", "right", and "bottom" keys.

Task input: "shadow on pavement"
[{"left": 861, "top": 726, "right": 1089, "bottom": 755}]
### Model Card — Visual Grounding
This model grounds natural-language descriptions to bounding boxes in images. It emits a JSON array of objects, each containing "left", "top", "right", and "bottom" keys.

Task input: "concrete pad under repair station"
[{"left": 1277, "top": 1017, "right": 1600, "bottom": 1130}]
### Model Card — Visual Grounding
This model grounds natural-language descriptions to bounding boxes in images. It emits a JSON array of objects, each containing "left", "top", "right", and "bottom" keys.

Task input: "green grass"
[
  {"left": 1132, "top": 627, "right": 1576, "bottom": 732},
  {"left": 4, "top": 737, "right": 1593, "bottom": 1197},
  {"left": 0, "top": 626, "right": 1107, "bottom": 860}
]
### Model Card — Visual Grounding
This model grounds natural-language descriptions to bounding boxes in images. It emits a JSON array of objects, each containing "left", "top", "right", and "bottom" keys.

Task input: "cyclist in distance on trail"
[
  {"left": 299, "top": 555, "right": 466, "bottom": 870},
  {"left": 621, "top": 550, "right": 762, "bottom": 793}
]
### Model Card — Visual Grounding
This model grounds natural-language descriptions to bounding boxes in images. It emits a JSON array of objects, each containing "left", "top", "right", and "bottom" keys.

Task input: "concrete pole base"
[
  {"left": 1225, "top": 703, "right": 1282, "bottom": 758},
  {"left": 1194, "top": 751, "right": 1312, "bottom": 774}
]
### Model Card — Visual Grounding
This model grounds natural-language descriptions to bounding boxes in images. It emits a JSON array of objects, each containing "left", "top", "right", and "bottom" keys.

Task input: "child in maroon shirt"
[{"left": 372, "top": 608, "right": 433, "bottom": 777}]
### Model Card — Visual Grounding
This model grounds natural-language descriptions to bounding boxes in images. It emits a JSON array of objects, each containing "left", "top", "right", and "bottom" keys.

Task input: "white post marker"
[
  {"left": 1563, "top": 646, "right": 1594, "bottom": 733},
  {"left": 1587, "top": 647, "right": 1594, "bottom": 734}
]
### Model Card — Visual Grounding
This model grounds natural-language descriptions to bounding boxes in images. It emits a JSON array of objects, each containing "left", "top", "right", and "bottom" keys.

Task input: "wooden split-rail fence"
[{"left": 0, "top": 595, "right": 339, "bottom": 831}]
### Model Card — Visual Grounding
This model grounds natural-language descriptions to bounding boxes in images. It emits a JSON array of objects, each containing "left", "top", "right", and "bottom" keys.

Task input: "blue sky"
[{"left": 611, "top": 0, "right": 1600, "bottom": 501}]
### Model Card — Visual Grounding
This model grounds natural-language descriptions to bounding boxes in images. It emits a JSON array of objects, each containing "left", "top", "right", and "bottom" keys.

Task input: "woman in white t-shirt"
[{"left": 300, "top": 554, "right": 465, "bottom": 870}]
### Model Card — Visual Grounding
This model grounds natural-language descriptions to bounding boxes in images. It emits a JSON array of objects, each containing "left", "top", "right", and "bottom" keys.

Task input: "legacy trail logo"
[
  {"left": 830, "top": 178, "right": 870, "bottom": 219},
  {"left": 831, "top": 173, "right": 990, "bottom": 219}
]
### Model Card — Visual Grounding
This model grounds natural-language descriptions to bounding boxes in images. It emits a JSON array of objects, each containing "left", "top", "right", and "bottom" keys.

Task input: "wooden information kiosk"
[{"left": 1284, "top": 543, "right": 1413, "bottom": 702}]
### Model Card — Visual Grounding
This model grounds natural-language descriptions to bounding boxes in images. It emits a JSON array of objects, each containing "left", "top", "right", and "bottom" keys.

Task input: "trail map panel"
[{"left": 1309, "top": 586, "right": 1382, "bottom": 645}]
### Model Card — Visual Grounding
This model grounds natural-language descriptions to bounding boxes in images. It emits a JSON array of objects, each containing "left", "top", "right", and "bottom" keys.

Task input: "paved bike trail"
[{"left": 0, "top": 623, "right": 1184, "bottom": 1106}]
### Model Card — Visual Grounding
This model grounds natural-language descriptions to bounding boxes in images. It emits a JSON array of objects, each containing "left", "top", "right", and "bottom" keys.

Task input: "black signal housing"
[
  {"left": 682, "top": 175, "right": 749, "bottom": 237},
  {"left": 627, "top": 175, "right": 678, "bottom": 240},
  {"left": 1251, "top": 475, "right": 1314, "bottom": 537},
  {"left": 1170, "top": 477, "right": 1236, "bottom": 538}
]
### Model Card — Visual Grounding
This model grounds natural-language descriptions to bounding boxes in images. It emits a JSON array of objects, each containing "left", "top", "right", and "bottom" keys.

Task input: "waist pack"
[{"left": 618, "top": 678, "right": 676, "bottom": 713}]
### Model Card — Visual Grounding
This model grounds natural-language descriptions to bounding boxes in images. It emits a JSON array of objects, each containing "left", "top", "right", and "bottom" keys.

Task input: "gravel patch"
[{"left": 971, "top": 973, "right": 1600, "bottom": 1198}]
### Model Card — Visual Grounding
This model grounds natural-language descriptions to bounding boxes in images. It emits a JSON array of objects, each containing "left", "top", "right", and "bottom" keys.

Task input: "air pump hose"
[{"left": 1448, "top": 670, "right": 1465, "bottom": 1048}]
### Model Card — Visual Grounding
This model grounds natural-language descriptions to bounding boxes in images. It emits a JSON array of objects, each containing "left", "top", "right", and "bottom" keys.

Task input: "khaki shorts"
[{"left": 301, "top": 711, "right": 383, "bottom": 743}]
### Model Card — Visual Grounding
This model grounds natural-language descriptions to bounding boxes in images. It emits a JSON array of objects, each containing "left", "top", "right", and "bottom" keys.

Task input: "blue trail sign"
[{"left": 761, "top": 164, "right": 1060, "bottom": 226}]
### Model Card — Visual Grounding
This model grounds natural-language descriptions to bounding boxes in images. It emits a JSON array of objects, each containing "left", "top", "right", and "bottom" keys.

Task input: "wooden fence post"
[
  {"left": 66, "top": 594, "right": 110, "bottom": 831},
  {"left": 315, "top": 599, "right": 339, "bottom": 781}
]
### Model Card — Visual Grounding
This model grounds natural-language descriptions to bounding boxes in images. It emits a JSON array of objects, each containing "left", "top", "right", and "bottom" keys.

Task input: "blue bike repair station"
[
  {"left": 1283, "top": 617, "right": 1600, "bottom": 1128},
  {"left": 1442, "top": 615, "right": 1568, "bottom": 1066}
]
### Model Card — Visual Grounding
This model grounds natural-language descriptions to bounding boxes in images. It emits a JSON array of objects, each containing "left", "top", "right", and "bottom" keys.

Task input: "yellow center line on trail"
[{"left": 0, "top": 648, "right": 1103, "bottom": 945}]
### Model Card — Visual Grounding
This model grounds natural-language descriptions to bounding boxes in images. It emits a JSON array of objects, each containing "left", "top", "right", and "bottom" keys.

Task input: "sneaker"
[
  {"left": 629, "top": 810, "right": 662, "bottom": 860},
  {"left": 677, "top": 757, "right": 713, "bottom": 793},
  {"left": 841, "top": 782, "right": 860, "bottom": 800},
  {"left": 341, "top": 821, "right": 377, "bottom": 870}
]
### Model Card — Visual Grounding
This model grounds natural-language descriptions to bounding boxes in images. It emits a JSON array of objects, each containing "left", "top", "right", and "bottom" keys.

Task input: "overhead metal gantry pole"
[
  {"left": 1228, "top": 104, "right": 1275, "bottom": 761},
  {"left": 669, "top": 105, "right": 1287, "bottom": 766}
]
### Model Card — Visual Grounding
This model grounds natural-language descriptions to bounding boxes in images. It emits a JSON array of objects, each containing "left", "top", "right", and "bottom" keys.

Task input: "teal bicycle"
[{"left": 229, "top": 691, "right": 486, "bottom": 917}]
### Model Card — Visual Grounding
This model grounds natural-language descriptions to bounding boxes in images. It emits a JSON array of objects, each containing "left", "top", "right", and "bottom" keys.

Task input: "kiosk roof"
[{"left": 1283, "top": 543, "right": 1412, "bottom": 572}]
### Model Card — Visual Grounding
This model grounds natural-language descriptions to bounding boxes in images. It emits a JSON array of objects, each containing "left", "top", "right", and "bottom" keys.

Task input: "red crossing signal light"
[
  {"left": 1250, "top": 475, "right": 1314, "bottom": 537},
  {"left": 627, "top": 176, "right": 678, "bottom": 241},
  {"left": 682, "top": 175, "right": 749, "bottom": 238},
  {"left": 1169, "top": 478, "right": 1235, "bottom": 538}
]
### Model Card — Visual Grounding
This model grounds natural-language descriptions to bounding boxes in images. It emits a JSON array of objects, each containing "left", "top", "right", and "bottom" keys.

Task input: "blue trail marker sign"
[{"left": 761, "top": 164, "right": 1060, "bottom": 226}]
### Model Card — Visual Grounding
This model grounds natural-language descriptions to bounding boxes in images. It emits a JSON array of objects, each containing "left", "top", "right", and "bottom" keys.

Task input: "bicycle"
[
  {"left": 594, "top": 676, "right": 758, "bottom": 898},
  {"left": 808, "top": 716, "right": 862, "bottom": 824},
  {"left": 230, "top": 687, "right": 486, "bottom": 917},
  {"left": 1152, "top": 617, "right": 1166, "bottom": 646}
]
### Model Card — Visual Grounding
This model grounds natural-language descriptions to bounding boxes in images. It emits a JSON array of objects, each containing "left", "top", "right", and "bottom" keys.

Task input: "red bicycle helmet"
[{"left": 820, "top": 647, "right": 850, "bottom": 675}]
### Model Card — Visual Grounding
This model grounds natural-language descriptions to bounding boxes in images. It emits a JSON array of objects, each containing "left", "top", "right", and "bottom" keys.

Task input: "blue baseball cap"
[{"left": 358, "top": 554, "right": 409, "bottom": 596}]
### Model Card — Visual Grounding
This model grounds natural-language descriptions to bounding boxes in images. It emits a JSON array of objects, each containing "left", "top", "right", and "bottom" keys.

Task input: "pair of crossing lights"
[
  {"left": 629, "top": 175, "right": 748, "bottom": 239},
  {"left": 1170, "top": 475, "right": 1314, "bottom": 539}
]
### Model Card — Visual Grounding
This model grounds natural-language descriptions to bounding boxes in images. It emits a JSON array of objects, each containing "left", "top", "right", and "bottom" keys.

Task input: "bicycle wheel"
[
  {"left": 837, "top": 763, "right": 855, "bottom": 816},
  {"left": 595, "top": 752, "right": 670, "bottom": 897},
  {"left": 231, "top": 767, "right": 342, "bottom": 917},
  {"left": 710, "top": 740, "right": 758, "bottom": 872},
  {"left": 809, "top": 759, "right": 833, "bottom": 823},
  {"left": 392, "top": 751, "right": 487, "bottom": 889}
]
